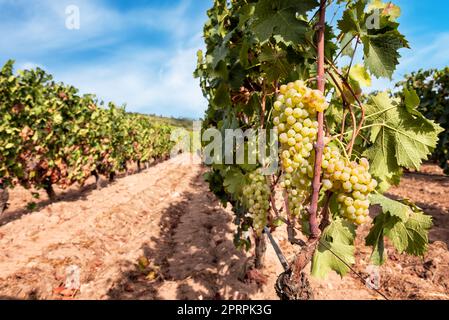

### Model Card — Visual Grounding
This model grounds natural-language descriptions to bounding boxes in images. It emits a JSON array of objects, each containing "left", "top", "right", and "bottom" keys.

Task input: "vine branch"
[{"left": 308, "top": 0, "right": 327, "bottom": 239}]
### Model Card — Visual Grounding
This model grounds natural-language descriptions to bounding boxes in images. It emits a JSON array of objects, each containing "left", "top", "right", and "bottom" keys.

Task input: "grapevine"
[
  {"left": 0, "top": 61, "right": 177, "bottom": 208},
  {"left": 195, "top": 0, "right": 443, "bottom": 299}
]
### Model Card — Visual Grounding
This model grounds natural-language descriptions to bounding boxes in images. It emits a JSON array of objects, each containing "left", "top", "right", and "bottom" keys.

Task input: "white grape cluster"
[
  {"left": 242, "top": 168, "right": 271, "bottom": 235},
  {"left": 273, "top": 80, "right": 377, "bottom": 225},
  {"left": 273, "top": 80, "right": 329, "bottom": 216},
  {"left": 321, "top": 146, "right": 378, "bottom": 225},
  {"left": 285, "top": 184, "right": 306, "bottom": 217}
]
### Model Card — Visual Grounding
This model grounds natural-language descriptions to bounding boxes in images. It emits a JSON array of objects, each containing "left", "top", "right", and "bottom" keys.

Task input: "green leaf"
[
  {"left": 223, "top": 167, "right": 245, "bottom": 195},
  {"left": 213, "top": 82, "right": 231, "bottom": 108},
  {"left": 251, "top": 0, "right": 318, "bottom": 44},
  {"left": 370, "top": 193, "right": 411, "bottom": 221},
  {"left": 212, "top": 32, "right": 233, "bottom": 69},
  {"left": 259, "top": 45, "right": 290, "bottom": 82},
  {"left": 239, "top": 39, "right": 251, "bottom": 68},
  {"left": 403, "top": 88, "right": 420, "bottom": 111},
  {"left": 337, "top": 3, "right": 363, "bottom": 35},
  {"left": 237, "top": 4, "right": 256, "bottom": 29},
  {"left": 339, "top": 33, "right": 355, "bottom": 57},
  {"left": 311, "top": 218, "right": 356, "bottom": 278},
  {"left": 365, "top": 212, "right": 387, "bottom": 265},
  {"left": 362, "top": 31, "right": 407, "bottom": 79},
  {"left": 363, "top": 92, "right": 443, "bottom": 183},
  {"left": 401, "top": 88, "right": 437, "bottom": 127},
  {"left": 366, "top": 197, "right": 432, "bottom": 265},
  {"left": 385, "top": 209, "right": 432, "bottom": 256},
  {"left": 337, "top": 1, "right": 408, "bottom": 79}
]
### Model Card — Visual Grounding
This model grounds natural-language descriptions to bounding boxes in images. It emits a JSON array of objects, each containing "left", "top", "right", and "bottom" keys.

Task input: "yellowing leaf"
[
  {"left": 349, "top": 64, "right": 371, "bottom": 87},
  {"left": 368, "top": 0, "right": 401, "bottom": 21}
]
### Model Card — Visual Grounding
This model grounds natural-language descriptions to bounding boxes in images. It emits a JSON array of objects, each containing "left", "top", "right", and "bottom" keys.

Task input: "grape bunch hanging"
[{"left": 273, "top": 80, "right": 377, "bottom": 225}]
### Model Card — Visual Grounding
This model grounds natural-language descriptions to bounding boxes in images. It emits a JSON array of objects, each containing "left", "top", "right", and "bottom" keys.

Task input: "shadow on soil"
[{"left": 105, "top": 173, "right": 256, "bottom": 300}]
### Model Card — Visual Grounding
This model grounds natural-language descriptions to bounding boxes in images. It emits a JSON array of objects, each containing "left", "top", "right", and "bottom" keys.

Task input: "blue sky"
[{"left": 0, "top": 0, "right": 448, "bottom": 118}]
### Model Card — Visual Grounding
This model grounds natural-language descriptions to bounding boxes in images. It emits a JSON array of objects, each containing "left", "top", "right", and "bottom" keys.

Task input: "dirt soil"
[{"left": 0, "top": 156, "right": 448, "bottom": 300}]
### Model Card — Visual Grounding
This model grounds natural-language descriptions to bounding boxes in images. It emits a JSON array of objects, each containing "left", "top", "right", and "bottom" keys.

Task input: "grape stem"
[
  {"left": 340, "top": 109, "right": 348, "bottom": 141},
  {"left": 326, "top": 70, "right": 357, "bottom": 156},
  {"left": 308, "top": 0, "right": 327, "bottom": 240},
  {"left": 325, "top": 58, "right": 366, "bottom": 153},
  {"left": 260, "top": 80, "right": 267, "bottom": 128}
]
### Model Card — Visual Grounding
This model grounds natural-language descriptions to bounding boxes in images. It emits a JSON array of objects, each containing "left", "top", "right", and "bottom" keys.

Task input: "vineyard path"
[{"left": 0, "top": 154, "right": 448, "bottom": 300}]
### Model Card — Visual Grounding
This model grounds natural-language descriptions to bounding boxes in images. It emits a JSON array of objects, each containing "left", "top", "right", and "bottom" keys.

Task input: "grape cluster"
[
  {"left": 285, "top": 185, "right": 306, "bottom": 217},
  {"left": 273, "top": 80, "right": 377, "bottom": 225},
  {"left": 242, "top": 168, "right": 271, "bottom": 235},
  {"left": 321, "top": 146, "right": 377, "bottom": 225},
  {"left": 273, "top": 80, "right": 329, "bottom": 215}
]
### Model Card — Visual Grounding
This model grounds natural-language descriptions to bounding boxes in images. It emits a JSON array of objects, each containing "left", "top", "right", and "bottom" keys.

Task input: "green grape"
[
  {"left": 242, "top": 168, "right": 271, "bottom": 235},
  {"left": 274, "top": 80, "right": 378, "bottom": 226},
  {"left": 321, "top": 145, "right": 377, "bottom": 225},
  {"left": 273, "top": 80, "right": 329, "bottom": 217}
]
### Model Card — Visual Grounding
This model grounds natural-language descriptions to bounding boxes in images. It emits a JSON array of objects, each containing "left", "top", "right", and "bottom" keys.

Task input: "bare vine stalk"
[
  {"left": 308, "top": 0, "right": 327, "bottom": 239},
  {"left": 285, "top": 1, "right": 327, "bottom": 289}
]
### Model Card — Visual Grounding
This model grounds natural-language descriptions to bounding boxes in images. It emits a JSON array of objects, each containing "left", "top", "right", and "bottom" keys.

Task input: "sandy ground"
[{"left": 0, "top": 156, "right": 448, "bottom": 300}]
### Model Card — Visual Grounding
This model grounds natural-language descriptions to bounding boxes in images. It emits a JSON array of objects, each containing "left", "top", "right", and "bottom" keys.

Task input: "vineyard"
[
  {"left": 0, "top": 60, "right": 175, "bottom": 212},
  {"left": 1, "top": 0, "right": 449, "bottom": 302}
]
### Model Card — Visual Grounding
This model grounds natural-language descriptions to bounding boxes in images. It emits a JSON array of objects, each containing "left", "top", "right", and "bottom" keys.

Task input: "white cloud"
[
  {"left": 0, "top": 0, "right": 201, "bottom": 56},
  {"left": 16, "top": 61, "right": 45, "bottom": 71},
  {"left": 52, "top": 35, "right": 207, "bottom": 118},
  {"left": 0, "top": 0, "right": 123, "bottom": 56},
  {"left": 0, "top": 0, "right": 208, "bottom": 118},
  {"left": 399, "top": 32, "right": 449, "bottom": 73}
]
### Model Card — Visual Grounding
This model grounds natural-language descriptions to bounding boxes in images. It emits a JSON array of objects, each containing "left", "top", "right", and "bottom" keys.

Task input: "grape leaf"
[
  {"left": 337, "top": 2, "right": 408, "bottom": 79},
  {"left": 212, "top": 32, "right": 233, "bottom": 69},
  {"left": 213, "top": 82, "right": 232, "bottom": 108},
  {"left": 251, "top": 0, "right": 318, "bottom": 44},
  {"left": 403, "top": 88, "right": 420, "bottom": 112},
  {"left": 363, "top": 92, "right": 443, "bottom": 183},
  {"left": 365, "top": 212, "right": 387, "bottom": 265},
  {"left": 386, "top": 210, "right": 432, "bottom": 256},
  {"left": 259, "top": 45, "right": 290, "bottom": 82},
  {"left": 311, "top": 218, "right": 356, "bottom": 278},
  {"left": 362, "top": 31, "right": 407, "bottom": 79},
  {"left": 349, "top": 64, "right": 371, "bottom": 87},
  {"left": 237, "top": 4, "right": 256, "bottom": 29},
  {"left": 402, "top": 87, "right": 438, "bottom": 127},
  {"left": 370, "top": 193, "right": 410, "bottom": 221},
  {"left": 366, "top": 196, "right": 432, "bottom": 265},
  {"left": 337, "top": 1, "right": 364, "bottom": 34},
  {"left": 222, "top": 167, "right": 245, "bottom": 195},
  {"left": 239, "top": 39, "right": 251, "bottom": 68},
  {"left": 339, "top": 32, "right": 355, "bottom": 57}
]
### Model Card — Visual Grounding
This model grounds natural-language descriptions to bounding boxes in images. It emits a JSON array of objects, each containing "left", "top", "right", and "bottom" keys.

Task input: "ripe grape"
[
  {"left": 321, "top": 146, "right": 377, "bottom": 225},
  {"left": 242, "top": 168, "right": 271, "bottom": 235},
  {"left": 274, "top": 80, "right": 377, "bottom": 226},
  {"left": 273, "top": 80, "right": 329, "bottom": 215}
]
